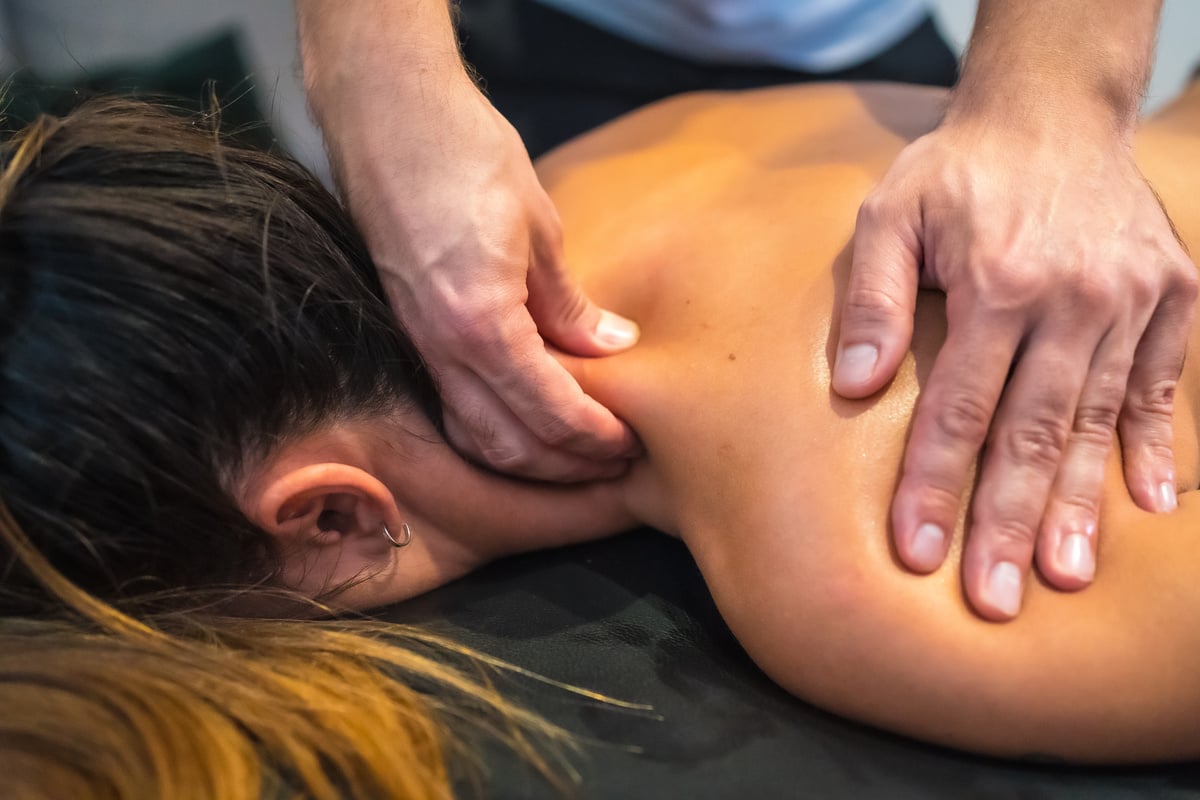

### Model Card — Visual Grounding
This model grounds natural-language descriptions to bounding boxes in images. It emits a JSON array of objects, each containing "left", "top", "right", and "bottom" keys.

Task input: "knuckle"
[
  {"left": 843, "top": 283, "right": 907, "bottom": 326},
  {"left": 1071, "top": 402, "right": 1119, "bottom": 445},
  {"left": 1070, "top": 273, "right": 1120, "bottom": 313},
  {"left": 1073, "top": 370, "right": 1124, "bottom": 442},
  {"left": 1126, "top": 378, "right": 1178, "bottom": 421},
  {"left": 907, "top": 480, "right": 965, "bottom": 520},
  {"left": 1135, "top": 440, "right": 1175, "bottom": 468},
  {"left": 856, "top": 193, "right": 888, "bottom": 226},
  {"left": 532, "top": 212, "right": 566, "bottom": 256},
  {"left": 450, "top": 402, "right": 537, "bottom": 475},
  {"left": 553, "top": 286, "right": 592, "bottom": 328},
  {"left": 438, "top": 288, "right": 482, "bottom": 332},
  {"left": 1172, "top": 266, "right": 1199, "bottom": 302},
  {"left": 546, "top": 218, "right": 566, "bottom": 251},
  {"left": 964, "top": 267, "right": 1049, "bottom": 321},
  {"left": 480, "top": 434, "right": 537, "bottom": 473},
  {"left": 537, "top": 414, "right": 585, "bottom": 449},
  {"left": 518, "top": 380, "right": 598, "bottom": 452},
  {"left": 526, "top": 392, "right": 607, "bottom": 454},
  {"left": 1158, "top": 266, "right": 1199, "bottom": 317},
  {"left": 1003, "top": 415, "right": 1068, "bottom": 470},
  {"left": 485, "top": 448, "right": 537, "bottom": 474},
  {"left": 1126, "top": 273, "right": 1159, "bottom": 309},
  {"left": 931, "top": 391, "right": 994, "bottom": 446},
  {"left": 987, "top": 517, "right": 1039, "bottom": 549},
  {"left": 985, "top": 263, "right": 1046, "bottom": 307},
  {"left": 1053, "top": 488, "right": 1102, "bottom": 516}
]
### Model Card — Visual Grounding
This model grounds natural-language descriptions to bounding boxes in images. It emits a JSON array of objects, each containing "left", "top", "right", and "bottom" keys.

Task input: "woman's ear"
[
  {"left": 246, "top": 462, "right": 409, "bottom": 598},
  {"left": 249, "top": 462, "right": 401, "bottom": 548},
  {"left": 246, "top": 461, "right": 409, "bottom": 597}
]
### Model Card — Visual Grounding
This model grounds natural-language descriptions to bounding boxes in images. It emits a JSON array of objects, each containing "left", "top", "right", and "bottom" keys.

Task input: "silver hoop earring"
[{"left": 382, "top": 521, "right": 412, "bottom": 548}]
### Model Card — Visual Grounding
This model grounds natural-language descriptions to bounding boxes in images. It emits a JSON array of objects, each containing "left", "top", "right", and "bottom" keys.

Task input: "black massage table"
[{"left": 384, "top": 529, "right": 1200, "bottom": 799}]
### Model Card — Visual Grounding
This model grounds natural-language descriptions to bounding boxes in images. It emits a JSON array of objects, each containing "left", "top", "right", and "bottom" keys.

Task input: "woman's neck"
[{"left": 379, "top": 413, "right": 641, "bottom": 564}]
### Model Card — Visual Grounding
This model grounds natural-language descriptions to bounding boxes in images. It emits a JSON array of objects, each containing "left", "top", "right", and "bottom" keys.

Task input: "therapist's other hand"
[
  {"left": 333, "top": 79, "right": 641, "bottom": 481},
  {"left": 833, "top": 119, "right": 1197, "bottom": 621}
]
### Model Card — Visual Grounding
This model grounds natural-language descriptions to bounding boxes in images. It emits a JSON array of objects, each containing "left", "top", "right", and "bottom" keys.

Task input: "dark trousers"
[{"left": 456, "top": 0, "right": 959, "bottom": 156}]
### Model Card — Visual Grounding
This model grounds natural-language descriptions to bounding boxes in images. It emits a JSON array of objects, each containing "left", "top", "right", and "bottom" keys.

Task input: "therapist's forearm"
[
  {"left": 296, "top": 0, "right": 472, "bottom": 131},
  {"left": 947, "top": 0, "right": 1161, "bottom": 137}
]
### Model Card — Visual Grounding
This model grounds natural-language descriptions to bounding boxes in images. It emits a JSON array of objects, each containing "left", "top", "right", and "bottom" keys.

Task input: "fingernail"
[
  {"left": 986, "top": 561, "right": 1023, "bottom": 618},
  {"left": 834, "top": 343, "right": 878, "bottom": 388},
  {"left": 909, "top": 522, "right": 946, "bottom": 571},
  {"left": 1058, "top": 533, "right": 1095, "bottom": 582},
  {"left": 1157, "top": 480, "right": 1178, "bottom": 513},
  {"left": 595, "top": 310, "right": 640, "bottom": 349}
]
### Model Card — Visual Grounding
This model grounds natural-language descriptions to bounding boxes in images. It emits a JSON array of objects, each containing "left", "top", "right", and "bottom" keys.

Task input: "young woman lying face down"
[{"left": 5, "top": 82, "right": 1200, "bottom": 783}]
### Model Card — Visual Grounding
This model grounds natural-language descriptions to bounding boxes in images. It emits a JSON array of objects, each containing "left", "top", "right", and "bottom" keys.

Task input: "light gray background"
[{"left": 1, "top": 1, "right": 1196, "bottom": 178}]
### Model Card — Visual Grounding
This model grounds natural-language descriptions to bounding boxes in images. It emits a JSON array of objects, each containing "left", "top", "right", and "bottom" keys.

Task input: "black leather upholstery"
[{"left": 382, "top": 530, "right": 1200, "bottom": 798}]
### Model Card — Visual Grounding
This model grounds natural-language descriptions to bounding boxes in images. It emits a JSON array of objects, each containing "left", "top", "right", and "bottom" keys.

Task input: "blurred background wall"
[
  {"left": 0, "top": 0, "right": 326, "bottom": 178},
  {"left": 0, "top": 0, "right": 1196, "bottom": 182}
]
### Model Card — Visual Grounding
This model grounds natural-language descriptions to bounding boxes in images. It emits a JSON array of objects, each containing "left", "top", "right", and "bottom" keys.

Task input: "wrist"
[
  {"left": 943, "top": 77, "right": 1139, "bottom": 146},
  {"left": 947, "top": 1, "right": 1158, "bottom": 143}
]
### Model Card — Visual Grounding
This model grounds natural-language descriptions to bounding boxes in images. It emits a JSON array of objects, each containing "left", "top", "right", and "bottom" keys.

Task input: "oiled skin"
[{"left": 534, "top": 83, "right": 1200, "bottom": 762}]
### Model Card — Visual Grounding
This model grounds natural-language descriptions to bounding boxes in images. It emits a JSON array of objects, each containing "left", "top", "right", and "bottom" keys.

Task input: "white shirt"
[{"left": 531, "top": 0, "right": 932, "bottom": 72}]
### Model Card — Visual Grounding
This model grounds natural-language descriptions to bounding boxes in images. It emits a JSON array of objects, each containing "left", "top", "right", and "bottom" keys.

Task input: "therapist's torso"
[{"left": 530, "top": 0, "right": 932, "bottom": 71}]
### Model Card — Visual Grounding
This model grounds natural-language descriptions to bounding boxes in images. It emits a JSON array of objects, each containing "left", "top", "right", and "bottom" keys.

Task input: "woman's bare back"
[{"left": 537, "top": 83, "right": 1200, "bottom": 761}]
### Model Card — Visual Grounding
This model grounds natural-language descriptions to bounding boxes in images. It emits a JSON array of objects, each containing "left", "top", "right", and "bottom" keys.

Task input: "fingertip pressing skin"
[
  {"left": 833, "top": 288, "right": 916, "bottom": 399},
  {"left": 889, "top": 474, "right": 951, "bottom": 574},
  {"left": 1035, "top": 501, "right": 1101, "bottom": 593},
  {"left": 889, "top": 467, "right": 962, "bottom": 579},
  {"left": 1055, "top": 529, "right": 1097, "bottom": 583},
  {"left": 958, "top": 528, "right": 1030, "bottom": 623},
  {"left": 1035, "top": 514, "right": 1096, "bottom": 591},
  {"left": 979, "top": 560, "right": 1023, "bottom": 621},
  {"left": 1121, "top": 452, "right": 1177, "bottom": 515},
  {"left": 594, "top": 308, "right": 641, "bottom": 352},
  {"left": 833, "top": 306, "right": 918, "bottom": 399},
  {"left": 832, "top": 342, "right": 880, "bottom": 396},
  {"left": 897, "top": 518, "right": 949, "bottom": 574}
]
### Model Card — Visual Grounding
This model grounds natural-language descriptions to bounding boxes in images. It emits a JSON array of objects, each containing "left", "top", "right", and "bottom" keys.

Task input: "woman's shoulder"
[{"left": 537, "top": 82, "right": 946, "bottom": 180}]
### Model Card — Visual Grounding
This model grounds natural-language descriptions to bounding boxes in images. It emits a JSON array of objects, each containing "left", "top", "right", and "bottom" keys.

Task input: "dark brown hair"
[
  {"left": 0, "top": 100, "right": 576, "bottom": 799},
  {"left": 0, "top": 98, "right": 438, "bottom": 612}
]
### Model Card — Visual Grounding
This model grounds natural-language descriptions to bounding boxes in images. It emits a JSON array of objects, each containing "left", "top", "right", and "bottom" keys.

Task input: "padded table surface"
[{"left": 382, "top": 530, "right": 1200, "bottom": 799}]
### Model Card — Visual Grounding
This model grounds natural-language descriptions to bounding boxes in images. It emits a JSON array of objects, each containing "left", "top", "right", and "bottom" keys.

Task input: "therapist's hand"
[
  {"left": 833, "top": 117, "right": 1197, "bottom": 621},
  {"left": 328, "top": 77, "right": 641, "bottom": 481},
  {"left": 297, "top": 0, "right": 639, "bottom": 482}
]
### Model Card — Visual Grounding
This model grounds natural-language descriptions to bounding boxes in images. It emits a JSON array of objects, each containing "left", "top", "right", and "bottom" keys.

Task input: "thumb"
[
  {"left": 833, "top": 199, "right": 920, "bottom": 398},
  {"left": 525, "top": 235, "right": 639, "bottom": 358}
]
